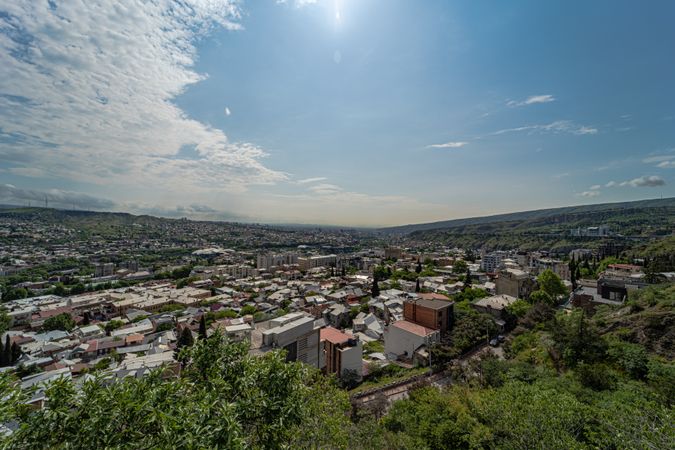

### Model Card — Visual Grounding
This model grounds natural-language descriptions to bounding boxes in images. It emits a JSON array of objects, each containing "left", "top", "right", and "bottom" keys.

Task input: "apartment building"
[
  {"left": 298, "top": 254, "right": 337, "bottom": 271},
  {"left": 261, "top": 312, "right": 321, "bottom": 367},
  {"left": 320, "top": 327, "right": 363, "bottom": 380},
  {"left": 403, "top": 294, "right": 454, "bottom": 334},
  {"left": 256, "top": 253, "right": 298, "bottom": 270},
  {"left": 496, "top": 268, "right": 535, "bottom": 299}
]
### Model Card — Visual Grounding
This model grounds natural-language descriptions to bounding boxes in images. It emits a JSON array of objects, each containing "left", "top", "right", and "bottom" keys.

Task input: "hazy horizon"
[{"left": 1, "top": 0, "right": 674, "bottom": 226}]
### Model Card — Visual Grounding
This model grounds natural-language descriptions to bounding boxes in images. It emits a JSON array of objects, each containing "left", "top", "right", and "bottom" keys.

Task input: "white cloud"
[
  {"left": 605, "top": 181, "right": 617, "bottom": 188},
  {"left": 307, "top": 183, "right": 343, "bottom": 195},
  {"left": 492, "top": 120, "right": 598, "bottom": 136},
  {"left": 297, "top": 177, "right": 328, "bottom": 184},
  {"left": 643, "top": 151, "right": 675, "bottom": 168},
  {"left": 619, "top": 175, "right": 666, "bottom": 187},
  {"left": 507, "top": 94, "right": 555, "bottom": 107},
  {"left": 0, "top": 1, "right": 285, "bottom": 196},
  {"left": 578, "top": 191, "right": 600, "bottom": 198},
  {"left": 426, "top": 141, "right": 468, "bottom": 149},
  {"left": 589, "top": 185, "right": 601, "bottom": 190},
  {"left": 224, "top": 107, "right": 231, "bottom": 116}
]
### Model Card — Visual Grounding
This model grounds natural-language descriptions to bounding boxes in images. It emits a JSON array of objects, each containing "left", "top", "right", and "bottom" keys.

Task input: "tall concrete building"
[{"left": 261, "top": 313, "right": 321, "bottom": 367}]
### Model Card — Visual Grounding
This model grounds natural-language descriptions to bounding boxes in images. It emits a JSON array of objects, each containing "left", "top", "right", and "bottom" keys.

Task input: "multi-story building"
[
  {"left": 480, "top": 252, "right": 506, "bottom": 273},
  {"left": 261, "top": 312, "right": 321, "bottom": 367},
  {"left": 533, "top": 257, "right": 570, "bottom": 281},
  {"left": 384, "top": 247, "right": 403, "bottom": 260},
  {"left": 94, "top": 262, "right": 115, "bottom": 278},
  {"left": 298, "top": 254, "right": 337, "bottom": 271},
  {"left": 403, "top": 294, "right": 454, "bottom": 334},
  {"left": 320, "top": 327, "right": 363, "bottom": 380},
  {"left": 256, "top": 253, "right": 298, "bottom": 270},
  {"left": 496, "top": 268, "right": 535, "bottom": 299}
]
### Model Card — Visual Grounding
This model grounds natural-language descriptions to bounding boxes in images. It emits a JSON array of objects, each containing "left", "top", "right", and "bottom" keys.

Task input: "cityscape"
[{"left": 1, "top": 1, "right": 674, "bottom": 449}]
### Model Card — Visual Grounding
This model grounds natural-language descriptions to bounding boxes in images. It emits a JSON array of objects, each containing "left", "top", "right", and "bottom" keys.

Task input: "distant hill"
[{"left": 379, "top": 198, "right": 675, "bottom": 235}]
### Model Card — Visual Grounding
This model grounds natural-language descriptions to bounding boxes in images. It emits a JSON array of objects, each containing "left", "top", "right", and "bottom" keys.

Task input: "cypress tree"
[
  {"left": 198, "top": 315, "right": 208, "bottom": 340},
  {"left": 371, "top": 277, "right": 380, "bottom": 298},
  {"left": 11, "top": 342, "right": 21, "bottom": 364},
  {"left": 415, "top": 278, "right": 421, "bottom": 293},
  {"left": 0, "top": 337, "right": 5, "bottom": 367},
  {"left": 463, "top": 268, "right": 472, "bottom": 291},
  {"left": 415, "top": 259, "right": 422, "bottom": 274},
  {"left": 3, "top": 335, "right": 11, "bottom": 367},
  {"left": 179, "top": 327, "right": 195, "bottom": 348}
]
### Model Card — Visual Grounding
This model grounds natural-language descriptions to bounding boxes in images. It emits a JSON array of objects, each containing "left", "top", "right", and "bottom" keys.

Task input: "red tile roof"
[
  {"left": 320, "top": 326, "right": 352, "bottom": 345},
  {"left": 391, "top": 320, "right": 436, "bottom": 337}
]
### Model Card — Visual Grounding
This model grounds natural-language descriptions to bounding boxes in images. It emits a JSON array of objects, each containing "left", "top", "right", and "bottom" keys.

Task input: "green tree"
[
  {"left": 240, "top": 305, "right": 257, "bottom": 316},
  {"left": 371, "top": 277, "right": 380, "bottom": 298},
  {"left": 104, "top": 320, "right": 124, "bottom": 335},
  {"left": 0, "top": 332, "right": 352, "bottom": 449},
  {"left": 43, "top": 313, "right": 76, "bottom": 332},
  {"left": 70, "top": 283, "right": 86, "bottom": 295},
  {"left": 198, "top": 315, "right": 208, "bottom": 340},
  {"left": 537, "top": 269, "right": 567, "bottom": 300},
  {"left": 462, "top": 268, "right": 472, "bottom": 291},
  {"left": 2, "top": 336, "right": 11, "bottom": 367},
  {"left": 452, "top": 259, "right": 468, "bottom": 274},
  {"left": 0, "top": 309, "right": 10, "bottom": 336}
]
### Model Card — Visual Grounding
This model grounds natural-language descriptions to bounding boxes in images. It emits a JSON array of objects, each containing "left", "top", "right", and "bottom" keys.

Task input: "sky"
[{"left": 0, "top": 0, "right": 674, "bottom": 227}]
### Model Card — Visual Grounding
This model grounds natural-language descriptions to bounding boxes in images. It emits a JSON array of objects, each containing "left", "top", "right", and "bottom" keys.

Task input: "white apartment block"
[
  {"left": 256, "top": 253, "right": 298, "bottom": 270},
  {"left": 261, "top": 312, "right": 321, "bottom": 367},
  {"left": 298, "top": 254, "right": 337, "bottom": 271}
]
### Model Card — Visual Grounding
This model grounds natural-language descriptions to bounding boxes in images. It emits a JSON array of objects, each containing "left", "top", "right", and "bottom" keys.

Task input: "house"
[
  {"left": 384, "top": 320, "right": 440, "bottom": 365},
  {"left": 323, "top": 303, "right": 350, "bottom": 328},
  {"left": 320, "top": 327, "right": 363, "bottom": 381},
  {"left": 472, "top": 294, "right": 517, "bottom": 331}
]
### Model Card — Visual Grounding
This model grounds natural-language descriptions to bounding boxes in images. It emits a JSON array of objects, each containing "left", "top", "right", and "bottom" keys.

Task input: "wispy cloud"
[
  {"left": 297, "top": 177, "right": 328, "bottom": 184},
  {"left": 507, "top": 94, "right": 556, "bottom": 107},
  {"left": 492, "top": 120, "right": 598, "bottom": 136},
  {"left": 643, "top": 150, "right": 675, "bottom": 168},
  {"left": 0, "top": 1, "right": 285, "bottom": 197},
  {"left": 307, "top": 183, "right": 343, "bottom": 195},
  {"left": 578, "top": 190, "right": 600, "bottom": 198},
  {"left": 224, "top": 107, "right": 231, "bottom": 116},
  {"left": 619, "top": 175, "right": 666, "bottom": 187},
  {"left": 426, "top": 141, "right": 468, "bottom": 149}
]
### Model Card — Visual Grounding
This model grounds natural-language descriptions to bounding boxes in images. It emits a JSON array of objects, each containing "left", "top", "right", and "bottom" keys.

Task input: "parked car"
[
  {"left": 497, "top": 335, "right": 505, "bottom": 343},
  {"left": 489, "top": 338, "right": 499, "bottom": 347}
]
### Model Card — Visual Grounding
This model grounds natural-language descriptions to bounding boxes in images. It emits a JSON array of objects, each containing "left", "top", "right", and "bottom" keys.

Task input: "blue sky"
[{"left": 1, "top": 0, "right": 674, "bottom": 226}]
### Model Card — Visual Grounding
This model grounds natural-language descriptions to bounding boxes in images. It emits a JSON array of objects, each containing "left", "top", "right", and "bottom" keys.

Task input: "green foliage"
[
  {"left": 155, "top": 322, "right": 174, "bottom": 333},
  {"left": 552, "top": 310, "right": 607, "bottom": 368},
  {"left": 452, "top": 287, "right": 488, "bottom": 303},
  {"left": 42, "top": 313, "right": 76, "bottom": 332},
  {"left": 0, "top": 332, "right": 352, "bottom": 449},
  {"left": 506, "top": 299, "right": 532, "bottom": 318},
  {"left": 530, "top": 270, "right": 567, "bottom": 307},
  {"left": 452, "top": 259, "right": 468, "bottom": 274},
  {"left": 363, "top": 340, "right": 384, "bottom": 354},
  {"left": 0, "top": 309, "right": 10, "bottom": 335},
  {"left": 240, "top": 305, "right": 257, "bottom": 316},
  {"left": 104, "top": 320, "right": 124, "bottom": 335}
]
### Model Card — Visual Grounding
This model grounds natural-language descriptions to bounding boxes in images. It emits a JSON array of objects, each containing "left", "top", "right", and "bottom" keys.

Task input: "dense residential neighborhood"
[{"left": 1, "top": 208, "right": 673, "bottom": 431}]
